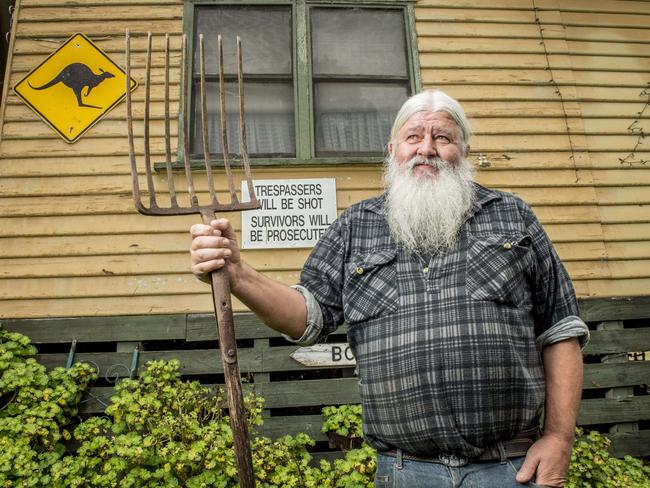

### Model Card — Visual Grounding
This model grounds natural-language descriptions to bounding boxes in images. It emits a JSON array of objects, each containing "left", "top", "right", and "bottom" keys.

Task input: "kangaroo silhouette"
[{"left": 28, "top": 63, "right": 115, "bottom": 109}]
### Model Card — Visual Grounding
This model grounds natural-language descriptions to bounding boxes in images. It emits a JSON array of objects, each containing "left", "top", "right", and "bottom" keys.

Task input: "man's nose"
[{"left": 417, "top": 133, "right": 436, "bottom": 157}]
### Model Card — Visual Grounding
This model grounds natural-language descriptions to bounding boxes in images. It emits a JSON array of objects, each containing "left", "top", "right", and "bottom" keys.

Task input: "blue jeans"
[{"left": 375, "top": 451, "right": 547, "bottom": 488}]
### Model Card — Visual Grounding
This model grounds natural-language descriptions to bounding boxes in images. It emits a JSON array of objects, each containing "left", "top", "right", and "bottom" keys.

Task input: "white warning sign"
[{"left": 241, "top": 178, "right": 337, "bottom": 249}]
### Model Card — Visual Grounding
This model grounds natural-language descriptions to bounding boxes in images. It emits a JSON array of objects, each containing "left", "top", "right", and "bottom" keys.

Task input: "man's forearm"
[
  {"left": 230, "top": 261, "right": 308, "bottom": 340},
  {"left": 543, "top": 337, "right": 583, "bottom": 442}
]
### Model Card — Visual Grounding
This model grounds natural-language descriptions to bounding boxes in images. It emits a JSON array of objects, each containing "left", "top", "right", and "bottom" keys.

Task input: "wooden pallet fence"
[{"left": 3, "top": 296, "right": 650, "bottom": 457}]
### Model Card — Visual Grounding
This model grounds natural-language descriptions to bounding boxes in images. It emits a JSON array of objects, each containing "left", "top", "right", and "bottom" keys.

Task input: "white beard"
[{"left": 384, "top": 155, "right": 475, "bottom": 254}]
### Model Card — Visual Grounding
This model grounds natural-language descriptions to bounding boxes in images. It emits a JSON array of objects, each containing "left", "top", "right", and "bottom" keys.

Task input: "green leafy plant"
[
  {"left": 321, "top": 404, "right": 363, "bottom": 438},
  {"left": 4, "top": 325, "right": 649, "bottom": 488},
  {"left": 567, "top": 428, "right": 650, "bottom": 488},
  {"left": 50, "top": 359, "right": 347, "bottom": 488},
  {"left": 0, "top": 326, "right": 97, "bottom": 487}
]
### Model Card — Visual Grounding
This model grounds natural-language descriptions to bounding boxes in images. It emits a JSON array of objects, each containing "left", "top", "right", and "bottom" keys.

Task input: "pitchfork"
[{"left": 125, "top": 30, "right": 259, "bottom": 487}]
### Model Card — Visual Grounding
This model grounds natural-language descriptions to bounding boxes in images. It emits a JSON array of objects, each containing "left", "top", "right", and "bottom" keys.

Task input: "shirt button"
[
  {"left": 355, "top": 267, "right": 364, "bottom": 275},
  {"left": 423, "top": 267, "right": 429, "bottom": 273},
  {"left": 503, "top": 242, "right": 512, "bottom": 250}
]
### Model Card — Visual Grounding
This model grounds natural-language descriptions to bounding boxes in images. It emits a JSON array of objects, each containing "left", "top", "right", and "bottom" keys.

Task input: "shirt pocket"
[
  {"left": 466, "top": 233, "right": 533, "bottom": 307},
  {"left": 343, "top": 249, "right": 399, "bottom": 324}
]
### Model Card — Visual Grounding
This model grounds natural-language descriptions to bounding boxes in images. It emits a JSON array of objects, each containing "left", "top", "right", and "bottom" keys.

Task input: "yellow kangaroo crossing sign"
[{"left": 14, "top": 33, "right": 137, "bottom": 143}]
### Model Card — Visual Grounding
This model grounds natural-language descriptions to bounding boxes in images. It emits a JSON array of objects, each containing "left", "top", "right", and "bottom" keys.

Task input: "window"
[{"left": 185, "top": 1, "right": 420, "bottom": 164}]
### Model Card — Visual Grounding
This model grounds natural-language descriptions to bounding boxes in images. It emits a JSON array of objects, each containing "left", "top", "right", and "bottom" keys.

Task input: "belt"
[{"left": 380, "top": 429, "right": 540, "bottom": 468}]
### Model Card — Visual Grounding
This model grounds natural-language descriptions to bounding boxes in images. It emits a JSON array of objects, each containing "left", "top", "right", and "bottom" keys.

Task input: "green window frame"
[{"left": 179, "top": 0, "right": 421, "bottom": 168}]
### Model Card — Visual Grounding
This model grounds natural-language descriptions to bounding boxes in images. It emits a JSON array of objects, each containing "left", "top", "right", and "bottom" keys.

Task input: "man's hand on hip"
[{"left": 515, "top": 433, "right": 573, "bottom": 487}]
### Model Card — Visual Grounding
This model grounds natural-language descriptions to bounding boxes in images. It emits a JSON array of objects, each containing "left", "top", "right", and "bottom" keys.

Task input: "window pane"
[
  {"left": 195, "top": 6, "right": 292, "bottom": 76},
  {"left": 314, "top": 83, "right": 409, "bottom": 156},
  {"left": 192, "top": 82, "right": 295, "bottom": 157},
  {"left": 311, "top": 8, "right": 406, "bottom": 77}
]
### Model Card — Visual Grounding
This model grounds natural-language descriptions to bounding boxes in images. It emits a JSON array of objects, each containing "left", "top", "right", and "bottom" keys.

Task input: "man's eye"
[
  {"left": 406, "top": 134, "right": 420, "bottom": 142},
  {"left": 435, "top": 135, "right": 450, "bottom": 143}
]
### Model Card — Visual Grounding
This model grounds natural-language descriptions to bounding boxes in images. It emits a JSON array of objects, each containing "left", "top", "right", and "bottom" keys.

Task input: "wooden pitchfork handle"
[{"left": 202, "top": 210, "right": 255, "bottom": 488}]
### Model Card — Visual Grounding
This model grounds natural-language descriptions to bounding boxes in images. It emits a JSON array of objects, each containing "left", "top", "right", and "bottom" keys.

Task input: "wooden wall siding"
[
  {"left": 416, "top": 0, "right": 650, "bottom": 301},
  {"left": 1, "top": 0, "right": 650, "bottom": 318}
]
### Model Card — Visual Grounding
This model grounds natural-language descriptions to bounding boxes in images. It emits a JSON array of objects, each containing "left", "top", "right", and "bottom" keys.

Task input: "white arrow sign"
[{"left": 290, "top": 343, "right": 356, "bottom": 367}]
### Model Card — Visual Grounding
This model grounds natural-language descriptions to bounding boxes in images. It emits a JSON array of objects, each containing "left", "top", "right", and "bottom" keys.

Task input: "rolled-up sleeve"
[{"left": 281, "top": 285, "right": 327, "bottom": 346}]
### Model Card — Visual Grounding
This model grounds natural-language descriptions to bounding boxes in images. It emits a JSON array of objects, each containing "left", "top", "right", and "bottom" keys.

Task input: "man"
[{"left": 190, "top": 90, "right": 589, "bottom": 487}]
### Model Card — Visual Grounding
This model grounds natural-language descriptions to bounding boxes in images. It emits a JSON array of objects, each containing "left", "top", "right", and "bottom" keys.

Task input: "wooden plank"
[
  {"left": 416, "top": 22, "right": 567, "bottom": 39},
  {"left": 3, "top": 97, "right": 180, "bottom": 121},
  {"left": 0, "top": 189, "right": 371, "bottom": 216},
  {"left": 569, "top": 55, "right": 650, "bottom": 72},
  {"left": 470, "top": 117, "right": 584, "bottom": 134},
  {"left": 580, "top": 102, "right": 650, "bottom": 117},
  {"left": 502, "top": 187, "right": 597, "bottom": 205},
  {"left": 15, "top": 20, "right": 182, "bottom": 37},
  {"left": 37, "top": 348, "right": 262, "bottom": 376},
  {"left": 0, "top": 250, "right": 311, "bottom": 278},
  {"left": 0, "top": 294, "right": 217, "bottom": 317},
  {"left": 541, "top": 223, "right": 603, "bottom": 243},
  {"left": 2, "top": 314, "right": 186, "bottom": 342},
  {"left": 447, "top": 87, "right": 570, "bottom": 104},
  {"left": 0, "top": 169, "right": 383, "bottom": 195},
  {"left": 23, "top": 0, "right": 182, "bottom": 5},
  {"left": 420, "top": 52, "right": 565, "bottom": 69},
  {"left": 606, "top": 242, "right": 650, "bottom": 260},
  {"left": 0, "top": 156, "right": 137, "bottom": 176},
  {"left": 559, "top": 11, "right": 650, "bottom": 28},
  {"left": 418, "top": 36, "right": 568, "bottom": 54},
  {"left": 477, "top": 171, "right": 596, "bottom": 189},
  {"left": 421, "top": 68, "right": 577, "bottom": 86},
  {"left": 414, "top": 7, "right": 556, "bottom": 23},
  {"left": 567, "top": 260, "right": 650, "bottom": 280},
  {"left": 533, "top": 205, "right": 601, "bottom": 224},
  {"left": 2, "top": 119, "right": 179, "bottom": 140},
  {"left": 255, "top": 378, "right": 359, "bottom": 409},
  {"left": 603, "top": 223, "right": 650, "bottom": 241},
  {"left": 578, "top": 396, "right": 650, "bottom": 425},
  {"left": 11, "top": 50, "right": 182, "bottom": 73},
  {"left": 599, "top": 205, "right": 650, "bottom": 223},
  {"left": 583, "top": 361, "right": 650, "bottom": 389},
  {"left": 584, "top": 119, "right": 650, "bottom": 135},
  {"left": 583, "top": 327, "right": 650, "bottom": 354},
  {"left": 584, "top": 278, "right": 650, "bottom": 298},
  {"left": 553, "top": 241, "right": 607, "bottom": 262},
  {"left": 258, "top": 414, "right": 328, "bottom": 442},
  {"left": 608, "top": 430, "right": 650, "bottom": 459},
  {"left": 565, "top": 25, "right": 650, "bottom": 43},
  {"left": 595, "top": 187, "right": 650, "bottom": 205},
  {"left": 18, "top": 5, "right": 181, "bottom": 21},
  {"left": 587, "top": 135, "right": 650, "bottom": 152},
  {"left": 416, "top": 0, "right": 650, "bottom": 13},
  {"left": 12, "top": 34, "right": 183, "bottom": 55},
  {"left": 187, "top": 313, "right": 283, "bottom": 341},
  {"left": 567, "top": 40, "right": 650, "bottom": 57},
  {"left": 0, "top": 270, "right": 301, "bottom": 300}
]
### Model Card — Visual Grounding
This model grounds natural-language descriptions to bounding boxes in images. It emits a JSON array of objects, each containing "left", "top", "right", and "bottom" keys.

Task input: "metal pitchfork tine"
[{"left": 125, "top": 30, "right": 259, "bottom": 488}]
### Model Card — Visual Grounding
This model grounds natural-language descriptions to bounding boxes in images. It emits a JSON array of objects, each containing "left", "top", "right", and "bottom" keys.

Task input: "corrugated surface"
[{"left": 0, "top": 0, "right": 649, "bottom": 318}]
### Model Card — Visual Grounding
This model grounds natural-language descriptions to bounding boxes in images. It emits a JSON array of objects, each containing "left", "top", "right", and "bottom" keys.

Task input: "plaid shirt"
[{"left": 293, "top": 184, "right": 589, "bottom": 458}]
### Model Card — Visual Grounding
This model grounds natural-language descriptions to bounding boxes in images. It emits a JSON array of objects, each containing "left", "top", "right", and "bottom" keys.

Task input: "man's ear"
[
  {"left": 463, "top": 144, "right": 470, "bottom": 158},
  {"left": 387, "top": 141, "right": 394, "bottom": 155}
]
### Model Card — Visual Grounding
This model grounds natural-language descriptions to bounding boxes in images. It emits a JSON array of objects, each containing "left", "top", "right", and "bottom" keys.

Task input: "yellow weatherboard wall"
[{"left": 0, "top": 0, "right": 649, "bottom": 319}]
